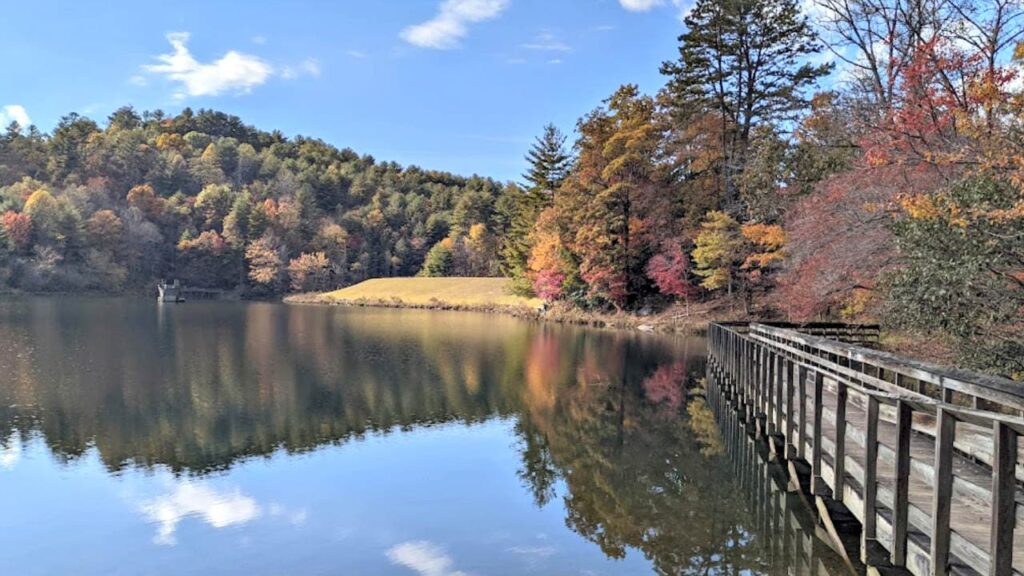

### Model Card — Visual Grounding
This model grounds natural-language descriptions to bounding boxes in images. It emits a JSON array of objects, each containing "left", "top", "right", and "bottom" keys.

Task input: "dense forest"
[
  {"left": 0, "top": 0, "right": 1022, "bottom": 376},
  {"left": 0, "top": 107, "right": 513, "bottom": 294}
]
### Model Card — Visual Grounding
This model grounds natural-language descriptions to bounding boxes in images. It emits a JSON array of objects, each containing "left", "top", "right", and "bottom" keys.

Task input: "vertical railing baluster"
[
  {"left": 893, "top": 400, "right": 912, "bottom": 566},
  {"left": 862, "top": 394, "right": 880, "bottom": 564},
  {"left": 812, "top": 371, "right": 824, "bottom": 494},
  {"left": 930, "top": 406, "right": 956, "bottom": 576},
  {"left": 785, "top": 359, "right": 796, "bottom": 460},
  {"left": 990, "top": 421, "right": 1017, "bottom": 576},
  {"left": 797, "top": 364, "right": 806, "bottom": 460},
  {"left": 834, "top": 380, "right": 847, "bottom": 501}
]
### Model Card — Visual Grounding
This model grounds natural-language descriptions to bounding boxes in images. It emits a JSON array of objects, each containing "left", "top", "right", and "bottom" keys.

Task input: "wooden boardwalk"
[{"left": 707, "top": 323, "right": 1024, "bottom": 576}]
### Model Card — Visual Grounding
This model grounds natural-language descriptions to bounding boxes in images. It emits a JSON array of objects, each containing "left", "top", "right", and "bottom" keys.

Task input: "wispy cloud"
[
  {"left": 400, "top": 0, "right": 509, "bottom": 49},
  {"left": 251, "top": 35, "right": 267, "bottom": 45},
  {"left": 0, "top": 105, "right": 31, "bottom": 128},
  {"left": 619, "top": 0, "right": 663, "bottom": 10},
  {"left": 521, "top": 31, "right": 571, "bottom": 52},
  {"left": 281, "top": 58, "right": 321, "bottom": 80},
  {"left": 619, "top": 0, "right": 693, "bottom": 18},
  {"left": 386, "top": 541, "right": 469, "bottom": 576},
  {"left": 144, "top": 32, "right": 274, "bottom": 98},
  {"left": 347, "top": 49, "right": 369, "bottom": 59}
]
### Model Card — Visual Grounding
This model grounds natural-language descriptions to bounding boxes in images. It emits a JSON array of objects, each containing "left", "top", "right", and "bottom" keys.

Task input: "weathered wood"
[
  {"left": 785, "top": 359, "right": 796, "bottom": 460},
  {"left": 991, "top": 421, "right": 1017, "bottom": 576},
  {"left": 797, "top": 364, "right": 807, "bottom": 461},
  {"left": 862, "top": 394, "right": 880, "bottom": 563},
  {"left": 930, "top": 406, "right": 956, "bottom": 576},
  {"left": 892, "top": 400, "right": 912, "bottom": 566},
  {"left": 812, "top": 371, "right": 825, "bottom": 495},
  {"left": 835, "top": 381, "right": 848, "bottom": 499},
  {"left": 708, "top": 322, "right": 1024, "bottom": 576}
]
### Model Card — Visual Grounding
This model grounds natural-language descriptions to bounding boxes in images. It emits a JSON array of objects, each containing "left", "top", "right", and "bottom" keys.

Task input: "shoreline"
[{"left": 284, "top": 292, "right": 712, "bottom": 335}]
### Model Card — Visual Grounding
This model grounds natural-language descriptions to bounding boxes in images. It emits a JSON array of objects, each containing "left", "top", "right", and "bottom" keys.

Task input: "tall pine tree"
[
  {"left": 500, "top": 124, "right": 572, "bottom": 293},
  {"left": 660, "top": 0, "right": 831, "bottom": 210}
]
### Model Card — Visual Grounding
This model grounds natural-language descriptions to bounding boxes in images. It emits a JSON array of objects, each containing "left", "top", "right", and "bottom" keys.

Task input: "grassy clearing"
[{"left": 304, "top": 277, "right": 544, "bottom": 309}]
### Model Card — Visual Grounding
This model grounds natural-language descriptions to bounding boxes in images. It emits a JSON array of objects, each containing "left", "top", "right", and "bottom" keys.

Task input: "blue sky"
[{"left": 1, "top": 0, "right": 691, "bottom": 182}]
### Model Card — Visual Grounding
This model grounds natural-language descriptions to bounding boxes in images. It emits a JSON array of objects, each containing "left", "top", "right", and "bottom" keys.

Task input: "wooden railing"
[{"left": 707, "top": 322, "right": 1024, "bottom": 576}]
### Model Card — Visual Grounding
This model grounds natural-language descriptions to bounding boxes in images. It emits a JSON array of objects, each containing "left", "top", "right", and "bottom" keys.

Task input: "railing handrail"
[{"left": 711, "top": 322, "right": 1024, "bottom": 432}]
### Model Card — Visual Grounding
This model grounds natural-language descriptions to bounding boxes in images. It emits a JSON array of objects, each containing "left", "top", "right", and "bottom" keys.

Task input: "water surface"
[{"left": 0, "top": 299, "right": 846, "bottom": 575}]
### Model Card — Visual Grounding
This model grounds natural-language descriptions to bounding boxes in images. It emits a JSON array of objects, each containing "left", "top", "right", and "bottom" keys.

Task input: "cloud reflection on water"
[
  {"left": 386, "top": 540, "right": 469, "bottom": 576},
  {"left": 138, "top": 482, "right": 262, "bottom": 545}
]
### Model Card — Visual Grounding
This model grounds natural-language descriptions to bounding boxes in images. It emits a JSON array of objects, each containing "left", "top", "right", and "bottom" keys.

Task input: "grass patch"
[{"left": 312, "top": 277, "right": 543, "bottom": 309}]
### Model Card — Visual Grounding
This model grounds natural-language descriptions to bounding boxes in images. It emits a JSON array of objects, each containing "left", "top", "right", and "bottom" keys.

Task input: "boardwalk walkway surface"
[{"left": 707, "top": 323, "right": 1024, "bottom": 576}]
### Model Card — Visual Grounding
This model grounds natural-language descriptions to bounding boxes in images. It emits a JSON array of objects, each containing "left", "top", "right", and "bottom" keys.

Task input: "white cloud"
[
  {"left": 144, "top": 32, "right": 274, "bottom": 98},
  {"left": 620, "top": 0, "right": 693, "bottom": 19},
  {"left": 400, "top": 0, "right": 509, "bottom": 49},
  {"left": 139, "top": 482, "right": 261, "bottom": 545},
  {"left": 347, "top": 50, "right": 369, "bottom": 59},
  {"left": 386, "top": 541, "right": 469, "bottom": 576},
  {"left": 0, "top": 105, "right": 31, "bottom": 128},
  {"left": 547, "top": 59, "right": 562, "bottom": 65},
  {"left": 619, "top": 0, "right": 662, "bottom": 11},
  {"left": 128, "top": 75, "right": 148, "bottom": 87},
  {"left": 281, "top": 58, "right": 321, "bottom": 80},
  {"left": 521, "top": 32, "right": 571, "bottom": 52},
  {"left": 251, "top": 35, "right": 267, "bottom": 45}
]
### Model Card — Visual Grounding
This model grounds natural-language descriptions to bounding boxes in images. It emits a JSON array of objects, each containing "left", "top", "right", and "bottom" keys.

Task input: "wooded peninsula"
[{"left": 0, "top": 0, "right": 1021, "bottom": 378}]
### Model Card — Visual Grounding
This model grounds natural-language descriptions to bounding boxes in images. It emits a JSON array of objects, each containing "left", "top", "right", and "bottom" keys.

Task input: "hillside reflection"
[{"left": 0, "top": 299, "right": 847, "bottom": 575}]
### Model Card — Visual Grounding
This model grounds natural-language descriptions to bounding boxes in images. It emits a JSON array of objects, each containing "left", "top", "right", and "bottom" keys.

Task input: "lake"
[{"left": 0, "top": 298, "right": 849, "bottom": 575}]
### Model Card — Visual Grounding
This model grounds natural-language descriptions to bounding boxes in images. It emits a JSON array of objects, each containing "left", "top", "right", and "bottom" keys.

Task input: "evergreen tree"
[
  {"left": 660, "top": 0, "right": 831, "bottom": 209},
  {"left": 500, "top": 124, "right": 572, "bottom": 293},
  {"left": 522, "top": 124, "right": 571, "bottom": 194}
]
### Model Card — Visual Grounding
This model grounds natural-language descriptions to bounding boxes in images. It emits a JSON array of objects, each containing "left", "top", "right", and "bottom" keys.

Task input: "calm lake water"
[{"left": 0, "top": 299, "right": 848, "bottom": 575}]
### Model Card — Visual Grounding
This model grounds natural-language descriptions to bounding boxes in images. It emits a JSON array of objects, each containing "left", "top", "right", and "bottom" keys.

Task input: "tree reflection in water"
[{"left": 0, "top": 299, "right": 848, "bottom": 574}]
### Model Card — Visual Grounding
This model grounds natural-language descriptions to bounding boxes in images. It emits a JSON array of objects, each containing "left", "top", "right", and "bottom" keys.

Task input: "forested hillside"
[
  {"left": 0, "top": 107, "right": 512, "bottom": 294},
  {"left": 1, "top": 0, "right": 1022, "bottom": 376}
]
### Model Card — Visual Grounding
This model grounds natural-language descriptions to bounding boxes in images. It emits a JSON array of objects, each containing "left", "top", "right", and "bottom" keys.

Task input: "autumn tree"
[
  {"left": 288, "top": 251, "right": 330, "bottom": 292},
  {"left": 646, "top": 242, "right": 698, "bottom": 312},
  {"left": 501, "top": 124, "right": 573, "bottom": 294},
  {"left": 558, "top": 85, "right": 671, "bottom": 308},
  {"left": 692, "top": 211, "right": 744, "bottom": 295},
  {"left": 245, "top": 234, "right": 286, "bottom": 291}
]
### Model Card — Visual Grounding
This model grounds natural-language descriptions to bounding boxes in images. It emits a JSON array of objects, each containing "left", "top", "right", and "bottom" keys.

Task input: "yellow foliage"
[
  {"left": 527, "top": 230, "right": 564, "bottom": 274},
  {"left": 900, "top": 194, "right": 940, "bottom": 220}
]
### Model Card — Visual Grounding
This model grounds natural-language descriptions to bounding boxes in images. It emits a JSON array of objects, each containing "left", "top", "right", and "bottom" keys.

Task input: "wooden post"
[
  {"left": 797, "top": 364, "right": 806, "bottom": 460},
  {"left": 930, "top": 407, "right": 956, "bottom": 576},
  {"left": 785, "top": 359, "right": 796, "bottom": 460},
  {"left": 862, "top": 394, "right": 880, "bottom": 564},
  {"left": 774, "top": 353, "right": 784, "bottom": 436},
  {"left": 811, "top": 371, "right": 824, "bottom": 494},
  {"left": 892, "top": 400, "right": 913, "bottom": 566},
  {"left": 767, "top": 351, "right": 777, "bottom": 436},
  {"left": 990, "top": 421, "right": 1017, "bottom": 576},
  {"left": 834, "top": 381, "right": 847, "bottom": 501}
]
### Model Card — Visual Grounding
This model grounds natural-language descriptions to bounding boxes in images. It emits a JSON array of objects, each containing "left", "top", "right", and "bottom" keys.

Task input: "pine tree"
[
  {"left": 660, "top": 0, "right": 831, "bottom": 210},
  {"left": 500, "top": 124, "right": 572, "bottom": 293},
  {"left": 522, "top": 124, "right": 571, "bottom": 194}
]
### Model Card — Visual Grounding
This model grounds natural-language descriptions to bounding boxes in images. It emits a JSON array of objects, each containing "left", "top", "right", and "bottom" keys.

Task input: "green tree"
[
  {"left": 501, "top": 125, "right": 573, "bottom": 294},
  {"left": 660, "top": 0, "right": 831, "bottom": 208},
  {"left": 419, "top": 239, "right": 454, "bottom": 277},
  {"left": 886, "top": 175, "right": 1024, "bottom": 377}
]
